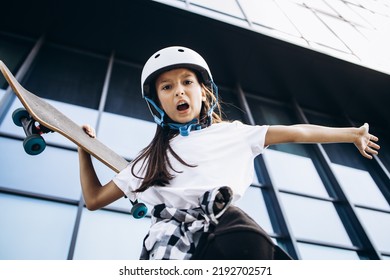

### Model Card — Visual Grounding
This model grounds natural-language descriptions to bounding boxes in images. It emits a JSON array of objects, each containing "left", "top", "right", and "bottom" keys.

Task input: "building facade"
[{"left": 0, "top": 0, "right": 389, "bottom": 260}]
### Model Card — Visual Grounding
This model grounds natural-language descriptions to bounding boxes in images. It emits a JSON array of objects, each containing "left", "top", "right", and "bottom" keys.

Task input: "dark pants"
[{"left": 192, "top": 206, "right": 292, "bottom": 260}]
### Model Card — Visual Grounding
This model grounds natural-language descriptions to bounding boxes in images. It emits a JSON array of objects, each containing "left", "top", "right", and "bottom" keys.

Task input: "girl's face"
[{"left": 155, "top": 68, "right": 206, "bottom": 124}]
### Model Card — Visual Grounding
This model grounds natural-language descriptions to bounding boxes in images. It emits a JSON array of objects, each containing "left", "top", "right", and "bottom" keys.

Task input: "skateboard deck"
[{"left": 0, "top": 60, "right": 128, "bottom": 173}]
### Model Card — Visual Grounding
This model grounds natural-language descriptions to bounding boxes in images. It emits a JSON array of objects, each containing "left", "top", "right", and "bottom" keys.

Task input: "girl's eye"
[
  {"left": 184, "top": 80, "right": 193, "bottom": 85},
  {"left": 161, "top": 85, "right": 171, "bottom": 91}
]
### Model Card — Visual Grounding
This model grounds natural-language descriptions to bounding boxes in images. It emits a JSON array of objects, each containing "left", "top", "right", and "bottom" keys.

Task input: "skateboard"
[
  {"left": 0, "top": 60, "right": 148, "bottom": 218},
  {"left": 0, "top": 60, "right": 129, "bottom": 173}
]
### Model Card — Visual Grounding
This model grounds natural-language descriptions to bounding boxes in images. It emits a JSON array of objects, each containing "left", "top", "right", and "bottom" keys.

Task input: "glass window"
[
  {"left": 375, "top": 133, "right": 390, "bottom": 172},
  {"left": 303, "top": 0, "right": 338, "bottom": 16},
  {"left": 23, "top": 44, "right": 107, "bottom": 109},
  {"left": 0, "top": 137, "right": 81, "bottom": 200},
  {"left": 104, "top": 61, "right": 150, "bottom": 121},
  {"left": 190, "top": 0, "right": 245, "bottom": 19},
  {"left": 249, "top": 99, "right": 308, "bottom": 156},
  {"left": 98, "top": 112, "right": 156, "bottom": 159},
  {"left": 276, "top": 0, "right": 350, "bottom": 52},
  {"left": 239, "top": 0, "right": 301, "bottom": 36},
  {"left": 235, "top": 186, "right": 274, "bottom": 233},
  {"left": 0, "top": 193, "right": 77, "bottom": 260},
  {"left": 280, "top": 193, "right": 353, "bottom": 245},
  {"left": 332, "top": 163, "right": 390, "bottom": 211},
  {"left": 324, "top": 0, "right": 372, "bottom": 27},
  {"left": 263, "top": 149, "right": 329, "bottom": 197},
  {"left": 317, "top": 13, "right": 372, "bottom": 63},
  {"left": 73, "top": 209, "right": 151, "bottom": 259},
  {"left": 249, "top": 99, "right": 330, "bottom": 197},
  {"left": 297, "top": 242, "right": 360, "bottom": 260},
  {"left": 189, "top": 0, "right": 249, "bottom": 27},
  {"left": 355, "top": 208, "right": 390, "bottom": 252},
  {"left": 346, "top": 3, "right": 382, "bottom": 29},
  {"left": 0, "top": 34, "right": 34, "bottom": 89},
  {"left": 305, "top": 111, "right": 390, "bottom": 211},
  {"left": 219, "top": 88, "right": 244, "bottom": 122},
  {"left": 356, "top": 25, "right": 390, "bottom": 73}
]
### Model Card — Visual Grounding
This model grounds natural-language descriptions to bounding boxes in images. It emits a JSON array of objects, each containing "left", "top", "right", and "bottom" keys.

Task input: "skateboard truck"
[{"left": 12, "top": 107, "right": 54, "bottom": 155}]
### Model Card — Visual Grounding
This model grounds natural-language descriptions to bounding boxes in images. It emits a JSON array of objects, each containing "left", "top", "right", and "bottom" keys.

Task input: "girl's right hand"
[{"left": 82, "top": 124, "right": 96, "bottom": 138}]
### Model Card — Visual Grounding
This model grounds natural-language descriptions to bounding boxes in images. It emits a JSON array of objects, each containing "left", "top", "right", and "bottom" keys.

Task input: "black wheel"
[
  {"left": 23, "top": 134, "right": 46, "bottom": 155},
  {"left": 12, "top": 108, "right": 30, "bottom": 127},
  {"left": 131, "top": 203, "right": 148, "bottom": 219}
]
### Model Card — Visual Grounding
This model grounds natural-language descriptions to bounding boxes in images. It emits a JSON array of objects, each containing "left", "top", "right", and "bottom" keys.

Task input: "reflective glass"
[
  {"left": 355, "top": 208, "right": 390, "bottom": 252},
  {"left": 235, "top": 186, "right": 273, "bottom": 233},
  {"left": 0, "top": 193, "right": 77, "bottom": 260},
  {"left": 23, "top": 44, "right": 107, "bottom": 109},
  {"left": 346, "top": 1, "right": 389, "bottom": 28},
  {"left": 248, "top": 99, "right": 329, "bottom": 197},
  {"left": 239, "top": 0, "right": 300, "bottom": 36},
  {"left": 189, "top": 0, "right": 249, "bottom": 27},
  {"left": 105, "top": 61, "right": 150, "bottom": 121},
  {"left": 302, "top": 0, "right": 338, "bottom": 16},
  {"left": 280, "top": 193, "right": 353, "bottom": 245},
  {"left": 73, "top": 209, "right": 151, "bottom": 259},
  {"left": 190, "top": 0, "right": 245, "bottom": 19},
  {"left": 0, "top": 137, "right": 81, "bottom": 200},
  {"left": 325, "top": 0, "right": 371, "bottom": 27},
  {"left": 304, "top": 112, "right": 389, "bottom": 211},
  {"left": 356, "top": 25, "right": 390, "bottom": 72},
  {"left": 297, "top": 242, "right": 359, "bottom": 260},
  {"left": 0, "top": 34, "right": 34, "bottom": 89},
  {"left": 332, "top": 163, "right": 390, "bottom": 211},
  {"left": 220, "top": 88, "right": 245, "bottom": 123},
  {"left": 263, "top": 149, "right": 329, "bottom": 198},
  {"left": 98, "top": 112, "right": 156, "bottom": 159},
  {"left": 317, "top": 13, "right": 374, "bottom": 64},
  {"left": 276, "top": 0, "right": 350, "bottom": 52}
]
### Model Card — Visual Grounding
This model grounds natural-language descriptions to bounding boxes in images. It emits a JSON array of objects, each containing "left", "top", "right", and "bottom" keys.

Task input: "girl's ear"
[{"left": 201, "top": 87, "right": 207, "bottom": 102}]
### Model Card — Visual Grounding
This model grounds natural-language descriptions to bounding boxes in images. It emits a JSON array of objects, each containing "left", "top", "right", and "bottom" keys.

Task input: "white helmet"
[
  {"left": 140, "top": 46, "right": 218, "bottom": 136},
  {"left": 141, "top": 46, "right": 213, "bottom": 98}
]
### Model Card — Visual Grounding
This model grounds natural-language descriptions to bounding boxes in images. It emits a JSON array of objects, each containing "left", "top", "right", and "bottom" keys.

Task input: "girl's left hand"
[{"left": 355, "top": 123, "right": 380, "bottom": 159}]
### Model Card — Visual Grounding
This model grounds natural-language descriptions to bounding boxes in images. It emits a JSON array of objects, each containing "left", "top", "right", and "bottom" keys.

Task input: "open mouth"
[{"left": 177, "top": 102, "right": 189, "bottom": 111}]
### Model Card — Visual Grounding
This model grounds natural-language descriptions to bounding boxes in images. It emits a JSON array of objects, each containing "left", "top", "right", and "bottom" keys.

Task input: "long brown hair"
[{"left": 131, "top": 83, "right": 223, "bottom": 192}]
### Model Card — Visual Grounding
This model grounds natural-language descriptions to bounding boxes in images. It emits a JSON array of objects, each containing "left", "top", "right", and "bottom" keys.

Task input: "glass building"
[{"left": 0, "top": 0, "right": 389, "bottom": 260}]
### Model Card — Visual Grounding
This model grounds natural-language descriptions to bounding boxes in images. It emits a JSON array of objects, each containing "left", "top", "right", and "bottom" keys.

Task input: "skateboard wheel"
[
  {"left": 23, "top": 134, "right": 46, "bottom": 155},
  {"left": 130, "top": 203, "right": 148, "bottom": 219},
  {"left": 12, "top": 108, "right": 30, "bottom": 127}
]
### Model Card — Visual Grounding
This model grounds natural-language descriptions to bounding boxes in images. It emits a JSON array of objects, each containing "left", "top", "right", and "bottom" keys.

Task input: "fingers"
[
  {"left": 368, "top": 140, "right": 380, "bottom": 150},
  {"left": 362, "top": 141, "right": 380, "bottom": 159},
  {"left": 362, "top": 123, "right": 380, "bottom": 159},
  {"left": 361, "top": 151, "right": 373, "bottom": 160},
  {"left": 365, "top": 146, "right": 379, "bottom": 156},
  {"left": 369, "top": 135, "right": 379, "bottom": 142},
  {"left": 82, "top": 124, "right": 96, "bottom": 138}
]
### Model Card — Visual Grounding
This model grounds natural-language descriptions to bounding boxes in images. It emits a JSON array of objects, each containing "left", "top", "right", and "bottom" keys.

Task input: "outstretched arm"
[
  {"left": 265, "top": 123, "right": 380, "bottom": 159},
  {"left": 78, "top": 125, "right": 124, "bottom": 210}
]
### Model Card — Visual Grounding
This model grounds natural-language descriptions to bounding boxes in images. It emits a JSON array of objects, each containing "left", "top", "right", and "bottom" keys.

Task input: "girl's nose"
[{"left": 175, "top": 87, "right": 185, "bottom": 97}]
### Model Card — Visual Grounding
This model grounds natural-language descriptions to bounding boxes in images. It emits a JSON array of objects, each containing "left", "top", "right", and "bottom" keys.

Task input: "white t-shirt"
[{"left": 113, "top": 121, "right": 269, "bottom": 209}]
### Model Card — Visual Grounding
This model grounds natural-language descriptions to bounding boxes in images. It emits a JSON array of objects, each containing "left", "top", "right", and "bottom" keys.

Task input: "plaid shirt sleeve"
[{"left": 140, "top": 186, "right": 233, "bottom": 260}]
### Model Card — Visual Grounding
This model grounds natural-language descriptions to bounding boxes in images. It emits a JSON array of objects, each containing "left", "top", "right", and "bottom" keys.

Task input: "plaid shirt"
[{"left": 140, "top": 186, "right": 233, "bottom": 260}]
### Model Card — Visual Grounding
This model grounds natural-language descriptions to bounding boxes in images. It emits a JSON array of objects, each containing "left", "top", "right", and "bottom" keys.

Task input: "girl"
[{"left": 79, "top": 46, "right": 380, "bottom": 260}]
